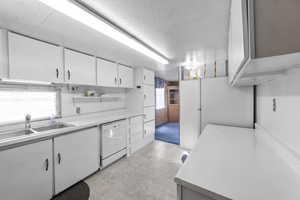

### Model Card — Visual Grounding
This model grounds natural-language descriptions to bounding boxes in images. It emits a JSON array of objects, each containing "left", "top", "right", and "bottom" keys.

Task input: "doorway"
[{"left": 155, "top": 78, "right": 180, "bottom": 145}]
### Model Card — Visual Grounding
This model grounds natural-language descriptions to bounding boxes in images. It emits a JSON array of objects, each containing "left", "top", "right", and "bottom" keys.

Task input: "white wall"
[
  {"left": 61, "top": 87, "right": 126, "bottom": 117},
  {"left": 201, "top": 77, "right": 253, "bottom": 129},
  {"left": 257, "top": 68, "right": 300, "bottom": 155}
]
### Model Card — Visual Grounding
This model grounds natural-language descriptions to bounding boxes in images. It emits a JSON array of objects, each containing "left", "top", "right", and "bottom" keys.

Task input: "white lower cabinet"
[
  {"left": 128, "top": 116, "right": 155, "bottom": 155},
  {"left": 129, "top": 116, "right": 144, "bottom": 154},
  {"left": 0, "top": 140, "right": 53, "bottom": 200},
  {"left": 54, "top": 127, "right": 99, "bottom": 194},
  {"left": 144, "top": 106, "right": 155, "bottom": 122},
  {"left": 144, "top": 120, "right": 155, "bottom": 138}
]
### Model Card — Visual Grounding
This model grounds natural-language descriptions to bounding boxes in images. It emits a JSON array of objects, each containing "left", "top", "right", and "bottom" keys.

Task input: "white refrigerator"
[{"left": 180, "top": 77, "right": 253, "bottom": 150}]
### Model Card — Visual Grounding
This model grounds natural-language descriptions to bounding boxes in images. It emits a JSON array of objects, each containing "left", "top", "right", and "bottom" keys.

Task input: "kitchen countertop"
[
  {"left": 0, "top": 109, "right": 144, "bottom": 150},
  {"left": 175, "top": 124, "right": 300, "bottom": 200}
]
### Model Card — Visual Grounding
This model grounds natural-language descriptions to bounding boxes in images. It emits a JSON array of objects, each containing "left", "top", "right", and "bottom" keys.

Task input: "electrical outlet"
[
  {"left": 76, "top": 106, "right": 81, "bottom": 114},
  {"left": 272, "top": 98, "right": 277, "bottom": 112}
]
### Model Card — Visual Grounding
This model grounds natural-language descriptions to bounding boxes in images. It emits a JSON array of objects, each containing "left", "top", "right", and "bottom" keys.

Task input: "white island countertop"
[{"left": 175, "top": 124, "right": 300, "bottom": 200}]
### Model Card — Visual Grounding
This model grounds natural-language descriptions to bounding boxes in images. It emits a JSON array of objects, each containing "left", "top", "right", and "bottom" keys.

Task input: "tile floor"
[{"left": 85, "top": 141, "right": 184, "bottom": 200}]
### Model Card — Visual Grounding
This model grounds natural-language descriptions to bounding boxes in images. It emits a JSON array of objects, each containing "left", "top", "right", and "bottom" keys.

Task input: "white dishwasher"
[{"left": 101, "top": 120, "right": 127, "bottom": 168}]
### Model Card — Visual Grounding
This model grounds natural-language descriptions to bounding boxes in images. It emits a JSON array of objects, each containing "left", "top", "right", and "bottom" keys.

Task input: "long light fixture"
[{"left": 37, "top": 0, "right": 169, "bottom": 65}]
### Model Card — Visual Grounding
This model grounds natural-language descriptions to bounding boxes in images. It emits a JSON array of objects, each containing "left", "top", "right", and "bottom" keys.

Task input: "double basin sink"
[{"left": 0, "top": 122, "right": 75, "bottom": 141}]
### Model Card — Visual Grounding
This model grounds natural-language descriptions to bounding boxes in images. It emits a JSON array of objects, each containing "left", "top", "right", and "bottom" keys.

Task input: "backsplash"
[
  {"left": 60, "top": 86, "right": 126, "bottom": 117},
  {"left": 257, "top": 68, "right": 300, "bottom": 156}
]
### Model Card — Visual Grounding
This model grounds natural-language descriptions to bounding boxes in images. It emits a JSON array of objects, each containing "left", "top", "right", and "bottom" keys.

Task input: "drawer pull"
[
  {"left": 58, "top": 153, "right": 62, "bottom": 164},
  {"left": 56, "top": 68, "right": 59, "bottom": 78},
  {"left": 45, "top": 159, "right": 49, "bottom": 171},
  {"left": 67, "top": 70, "right": 71, "bottom": 80}
]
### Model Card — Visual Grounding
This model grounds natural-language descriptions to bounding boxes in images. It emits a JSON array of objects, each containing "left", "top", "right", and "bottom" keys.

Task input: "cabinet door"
[
  {"left": 54, "top": 127, "right": 99, "bottom": 194},
  {"left": 144, "top": 106, "right": 155, "bottom": 122},
  {"left": 144, "top": 120, "right": 155, "bottom": 137},
  {"left": 144, "top": 85, "right": 155, "bottom": 107},
  {"left": 0, "top": 140, "right": 53, "bottom": 200},
  {"left": 130, "top": 116, "right": 144, "bottom": 144},
  {"left": 64, "top": 49, "right": 96, "bottom": 85},
  {"left": 143, "top": 69, "right": 155, "bottom": 85},
  {"left": 129, "top": 116, "right": 144, "bottom": 154},
  {"left": 97, "top": 58, "right": 118, "bottom": 87},
  {"left": 8, "top": 32, "right": 63, "bottom": 82},
  {"left": 180, "top": 80, "right": 201, "bottom": 150},
  {"left": 228, "top": 0, "right": 249, "bottom": 82},
  {"left": 118, "top": 64, "right": 133, "bottom": 88}
]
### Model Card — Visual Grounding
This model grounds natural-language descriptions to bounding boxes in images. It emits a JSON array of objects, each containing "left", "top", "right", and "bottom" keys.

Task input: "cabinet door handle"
[
  {"left": 144, "top": 75, "right": 146, "bottom": 80},
  {"left": 114, "top": 77, "right": 117, "bottom": 85},
  {"left": 67, "top": 70, "right": 71, "bottom": 80},
  {"left": 58, "top": 153, "right": 62, "bottom": 164},
  {"left": 45, "top": 158, "right": 49, "bottom": 171},
  {"left": 144, "top": 94, "right": 146, "bottom": 99},
  {"left": 56, "top": 68, "right": 59, "bottom": 78},
  {"left": 119, "top": 78, "right": 122, "bottom": 85}
]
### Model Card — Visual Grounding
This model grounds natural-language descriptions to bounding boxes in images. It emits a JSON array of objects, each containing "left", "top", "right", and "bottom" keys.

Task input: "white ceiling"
[{"left": 0, "top": 0, "right": 230, "bottom": 81}]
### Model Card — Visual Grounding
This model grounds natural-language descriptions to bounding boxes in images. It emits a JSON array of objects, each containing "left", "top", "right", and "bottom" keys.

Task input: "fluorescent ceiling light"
[
  {"left": 0, "top": 78, "right": 53, "bottom": 85},
  {"left": 37, "top": 0, "right": 169, "bottom": 65}
]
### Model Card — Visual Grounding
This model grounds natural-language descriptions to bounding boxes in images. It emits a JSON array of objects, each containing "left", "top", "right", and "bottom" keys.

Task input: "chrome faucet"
[{"left": 25, "top": 114, "right": 32, "bottom": 134}]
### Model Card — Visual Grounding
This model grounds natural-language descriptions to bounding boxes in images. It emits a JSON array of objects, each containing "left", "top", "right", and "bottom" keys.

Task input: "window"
[
  {"left": 156, "top": 88, "right": 165, "bottom": 110},
  {"left": 0, "top": 90, "right": 58, "bottom": 124}
]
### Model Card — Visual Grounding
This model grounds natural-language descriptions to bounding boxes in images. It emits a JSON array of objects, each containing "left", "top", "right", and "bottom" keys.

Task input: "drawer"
[
  {"left": 144, "top": 120, "right": 155, "bottom": 137},
  {"left": 130, "top": 115, "right": 144, "bottom": 126},
  {"left": 144, "top": 106, "right": 155, "bottom": 122},
  {"left": 144, "top": 85, "right": 155, "bottom": 107},
  {"left": 129, "top": 116, "right": 144, "bottom": 143}
]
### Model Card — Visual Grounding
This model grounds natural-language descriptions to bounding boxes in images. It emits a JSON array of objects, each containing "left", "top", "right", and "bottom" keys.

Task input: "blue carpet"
[{"left": 155, "top": 122, "right": 180, "bottom": 145}]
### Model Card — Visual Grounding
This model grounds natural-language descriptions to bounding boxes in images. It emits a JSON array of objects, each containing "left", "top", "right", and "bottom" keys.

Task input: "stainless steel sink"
[
  {"left": 0, "top": 122, "right": 75, "bottom": 141},
  {"left": 33, "top": 122, "right": 74, "bottom": 132},
  {"left": 0, "top": 129, "right": 35, "bottom": 140}
]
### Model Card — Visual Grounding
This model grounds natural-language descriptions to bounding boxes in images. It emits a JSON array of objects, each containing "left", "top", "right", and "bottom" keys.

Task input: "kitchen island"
[{"left": 175, "top": 124, "right": 300, "bottom": 200}]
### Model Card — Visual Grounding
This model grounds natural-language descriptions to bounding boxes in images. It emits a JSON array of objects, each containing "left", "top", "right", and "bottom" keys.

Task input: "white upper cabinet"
[
  {"left": 97, "top": 58, "right": 133, "bottom": 88},
  {"left": 97, "top": 58, "right": 118, "bottom": 87},
  {"left": 8, "top": 32, "right": 63, "bottom": 83},
  {"left": 6, "top": 32, "right": 134, "bottom": 87},
  {"left": 143, "top": 69, "right": 155, "bottom": 85},
  {"left": 118, "top": 64, "right": 133, "bottom": 88},
  {"left": 64, "top": 49, "right": 96, "bottom": 85},
  {"left": 228, "top": 0, "right": 300, "bottom": 86}
]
